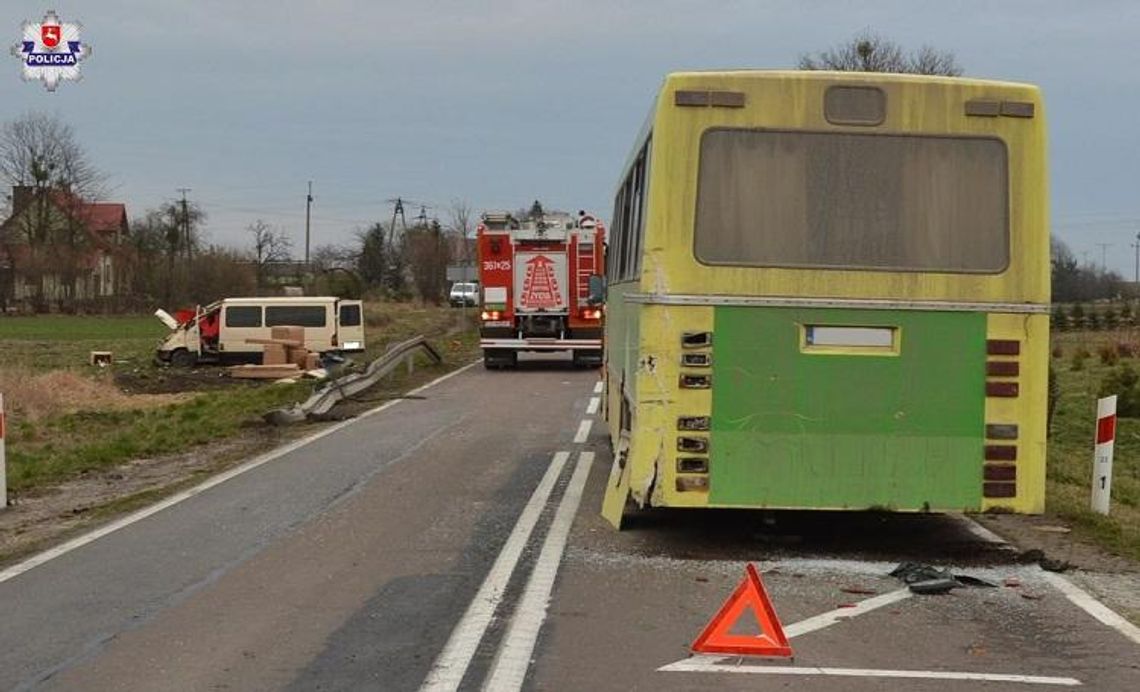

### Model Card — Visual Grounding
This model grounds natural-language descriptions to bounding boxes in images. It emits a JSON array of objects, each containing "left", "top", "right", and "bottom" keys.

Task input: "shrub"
[
  {"left": 1099, "top": 344, "right": 1119, "bottom": 365},
  {"left": 1087, "top": 311, "right": 1103, "bottom": 331},
  {"left": 1099, "top": 363, "right": 1140, "bottom": 417},
  {"left": 1052, "top": 344, "right": 1063, "bottom": 358},
  {"left": 1052, "top": 306, "right": 1069, "bottom": 331},
  {"left": 1071, "top": 348, "right": 1089, "bottom": 371},
  {"left": 1072, "top": 303, "right": 1086, "bottom": 323},
  {"left": 1118, "top": 341, "right": 1136, "bottom": 358},
  {"left": 1104, "top": 305, "right": 1119, "bottom": 328}
]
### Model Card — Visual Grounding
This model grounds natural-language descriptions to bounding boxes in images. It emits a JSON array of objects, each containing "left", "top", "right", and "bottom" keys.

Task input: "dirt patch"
[
  {"left": 113, "top": 366, "right": 263, "bottom": 395},
  {"left": 0, "top": 367, "right": 189, "bottom": 422}
]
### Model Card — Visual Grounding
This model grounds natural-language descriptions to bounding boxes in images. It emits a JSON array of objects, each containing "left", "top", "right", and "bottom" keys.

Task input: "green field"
[
  {"left": 0, "top": 304, "right": 479, "bottom": 494},
  {"left": 0, "top": 315, "right": 168, "bottom": 371}
]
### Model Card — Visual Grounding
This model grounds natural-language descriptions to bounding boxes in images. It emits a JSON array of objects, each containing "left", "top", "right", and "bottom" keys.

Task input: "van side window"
[
  {"left": 339, "top": 304, "right": 361, "bottom": 327},
  {"left": 266, "top": 305, "right": 327, "bottom": 327},
  {"left": 225, "top": 306, "right": 261, "bottom": 328}
]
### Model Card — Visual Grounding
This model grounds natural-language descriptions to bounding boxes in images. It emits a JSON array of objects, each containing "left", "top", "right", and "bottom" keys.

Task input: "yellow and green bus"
[{"left": 601, "top": 70, "right": 1049, "bottom": 528}]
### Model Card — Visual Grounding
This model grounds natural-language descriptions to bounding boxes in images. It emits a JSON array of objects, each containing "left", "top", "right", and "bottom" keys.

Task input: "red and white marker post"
[
  {"left": 1091, "top": 395, "right": 1117, "bottom": 515},
  {"left": 0, "top": 392, "right": 6, "bottom": 507}
]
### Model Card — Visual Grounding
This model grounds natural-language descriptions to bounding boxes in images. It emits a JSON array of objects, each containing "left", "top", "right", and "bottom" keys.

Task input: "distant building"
[{"left": 0, "top": 185, "right": 130, "bottom": 310}]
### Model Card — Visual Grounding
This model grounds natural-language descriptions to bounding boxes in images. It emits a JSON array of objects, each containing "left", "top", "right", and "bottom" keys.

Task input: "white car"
[{"left": 449, "top": 282, "right": 479, "bottom": 307}]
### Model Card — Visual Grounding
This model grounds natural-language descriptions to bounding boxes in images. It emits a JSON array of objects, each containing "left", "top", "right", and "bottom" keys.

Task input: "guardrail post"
[
  {"left": 1, "top": 392, "right": 7, "bottom": 508},
  {"left": 1091, "top": 394, "right": 1117, "bottom": 515}
]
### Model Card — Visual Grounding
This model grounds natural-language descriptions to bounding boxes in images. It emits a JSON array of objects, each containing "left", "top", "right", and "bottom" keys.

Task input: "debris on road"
[
  {"left": 1004, "top": 576, "right": 1021, "bottom": 588},
  {"left": 889, "top": 562, "right": 998, "bottom": 595},
  {"left": 1016, "top": 548, "right": 1074, "bottom": 573},
  {"left": 840, "top": 586, "right": 878, "bottom": 595}
]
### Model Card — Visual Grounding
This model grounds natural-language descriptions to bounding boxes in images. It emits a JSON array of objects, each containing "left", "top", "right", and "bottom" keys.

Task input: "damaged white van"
[{"left": 155, "top": 296, "right": 365, "bottom": 367}]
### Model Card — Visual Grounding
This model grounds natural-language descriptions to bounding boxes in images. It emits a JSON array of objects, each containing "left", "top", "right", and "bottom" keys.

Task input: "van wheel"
[{"left": 170, "top": 348, "right": 198, "bottom": 368}]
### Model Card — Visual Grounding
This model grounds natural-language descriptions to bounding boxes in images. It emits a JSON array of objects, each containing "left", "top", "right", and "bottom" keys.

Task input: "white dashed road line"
[
  {"left": 586, "top": 397, "right": 600, "bottom": 415},
  {"left": 592, "top": 381, "right": 603, "bottom": 394},
  {"left": 573, "top": 419, "right": 592, "bottom": 444},
  {"left": 484, "top": 452, "right": 595, "bottom": 691},
  {"left": 420, "top": 451, "right": 572, "bottom": 692}
]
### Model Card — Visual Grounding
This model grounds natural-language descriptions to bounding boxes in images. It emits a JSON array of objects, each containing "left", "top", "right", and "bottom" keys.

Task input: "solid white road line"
[
  {"left": 0, "top": 361, "right": 481, "bottom": 586},
  {"left": 592, "top": 381, "right": 603, "bottom": 394},
  {"left": 420, "top": 451, "right": 572, "bottom": 692},
  {"left": 585, "top": 397, "right": 600, "bottom": 415},
  {"left": 483, "top": 452, "right": 595, "bottom": 691},
  {"left": 573, "top": 419, "right": 592, "bottom": 444},
  {"left": 657, "top": 661, "right": 1080, "bottom": 686},
  {"left": 1040, "top": 569, "right": 1140, "bottom": 646},
  {"left": 783, "top": 587, "right": 912, "bottom": 638}
]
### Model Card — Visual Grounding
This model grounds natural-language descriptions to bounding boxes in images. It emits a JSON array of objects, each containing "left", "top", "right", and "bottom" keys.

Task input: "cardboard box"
[
  {"left": 270, "top": 325, "right": 305, "bottom": 344},
  {"left": 304, "top": 353, "right": 320, "bottom": 371},
  {"left": 263, "top": 344, "right": 287, "bottom": 365},
  {"left": 287, "top": 346, "right": 309, "bottom": 367}
]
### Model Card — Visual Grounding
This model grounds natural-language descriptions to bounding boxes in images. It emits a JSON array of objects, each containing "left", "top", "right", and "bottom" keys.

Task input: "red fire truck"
[{"left": 476, "top": 210, "right": 606, "bottom": 369}]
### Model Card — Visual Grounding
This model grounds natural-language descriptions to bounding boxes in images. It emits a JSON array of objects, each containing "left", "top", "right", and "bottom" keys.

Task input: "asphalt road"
[{"left": 1, "top": 354, "right": 1138, "bottom": 691}]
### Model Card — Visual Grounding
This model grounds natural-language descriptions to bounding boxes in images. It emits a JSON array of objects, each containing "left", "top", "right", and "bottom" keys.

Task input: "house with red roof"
[{"left": 0, "top": 185, "right": 130, "bottom": 310}]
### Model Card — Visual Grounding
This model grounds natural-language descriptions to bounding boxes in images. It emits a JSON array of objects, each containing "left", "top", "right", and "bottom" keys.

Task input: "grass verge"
[
  {"left": 1, "top": 302, "right": 479, "bottom": 497},
  {"left": 1048, "top": 329, "right": 1140, "bottom": 561}
]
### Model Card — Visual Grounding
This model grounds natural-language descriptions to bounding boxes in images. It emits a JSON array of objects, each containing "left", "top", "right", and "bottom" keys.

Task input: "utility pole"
[
  {"left": 1132, "top": 232, "right": 1140, "bottom": 283},
  {"left": 387, "top": 197, "right": 407, "bottom": 248},
  {"left": 304, "top": 181, "right": 313, "bottom": 268},
  {"left": 1096, "top": 243, "right": 1111, "bottom": 272}
]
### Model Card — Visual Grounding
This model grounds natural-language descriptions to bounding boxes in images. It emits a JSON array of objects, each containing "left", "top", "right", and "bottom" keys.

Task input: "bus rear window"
[
  {"left": 694, "top": 129, "right": 1009, "bottom": 273},
  {"left": 265, "top": 305, "right": 327, "bottom": 327},
  {"left": 225, "top": 306, "right": 261, "bottom": 328}
]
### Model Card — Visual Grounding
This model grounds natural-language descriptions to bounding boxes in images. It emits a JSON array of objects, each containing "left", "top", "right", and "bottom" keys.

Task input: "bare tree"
[
  {"left": 910, "top": 44, "right": 963, "bottom": 76},
  {"left": 247, "top": 219, "right": 292, "bottom": 293},
  {"left": 0, "top": 112, "right": 107, "bottom": 310},
  {"left": 310, "top": 243, "right": 355, "bottom": 273},
  {"left": 449, "top": 199, "right": 474, "bottom": 273},
  {"left": 405, "top": 219, "right": 450, "bottom": 304},
  {"left": 798, "top": 31, "right": 962, "bottom": 76}
]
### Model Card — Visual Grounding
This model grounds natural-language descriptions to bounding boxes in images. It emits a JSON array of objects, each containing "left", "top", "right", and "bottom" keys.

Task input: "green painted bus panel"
[{"left": 709, "top": 308, "right": 985, "bottom": 509}]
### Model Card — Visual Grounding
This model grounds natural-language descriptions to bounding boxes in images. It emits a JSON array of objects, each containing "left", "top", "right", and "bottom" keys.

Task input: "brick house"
[{"left": 0, "top": 185, "right": 129, "bottom": 310}]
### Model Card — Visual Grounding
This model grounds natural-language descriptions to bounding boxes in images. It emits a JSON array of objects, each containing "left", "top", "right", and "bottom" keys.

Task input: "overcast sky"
[{"left": 2, "top": 1, "right": 1138, "bottom": 275}]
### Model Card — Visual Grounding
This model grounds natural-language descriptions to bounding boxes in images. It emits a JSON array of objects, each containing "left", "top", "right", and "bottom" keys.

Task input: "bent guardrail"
[{"left": 265, "top": 335, "right": 442, "bottom": 425}]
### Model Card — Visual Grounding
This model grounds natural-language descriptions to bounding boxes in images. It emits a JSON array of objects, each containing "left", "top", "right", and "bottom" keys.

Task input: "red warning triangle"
[{"left": 691, "top": 563, "right": 793, "bottom": 657}]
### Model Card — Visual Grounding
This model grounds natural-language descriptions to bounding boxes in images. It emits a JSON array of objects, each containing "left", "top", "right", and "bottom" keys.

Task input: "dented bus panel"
[{"left": 602, "top": 71, "right": 1049, "bottom": 527}]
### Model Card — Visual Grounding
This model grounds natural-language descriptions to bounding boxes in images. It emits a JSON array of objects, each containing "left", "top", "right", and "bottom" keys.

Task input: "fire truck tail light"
[
  {"left": 481, "top": 310, "right": 502, "bottom": 321},
  {"left": 581, "top": 308, "right": 603, "bottom": 320}
]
